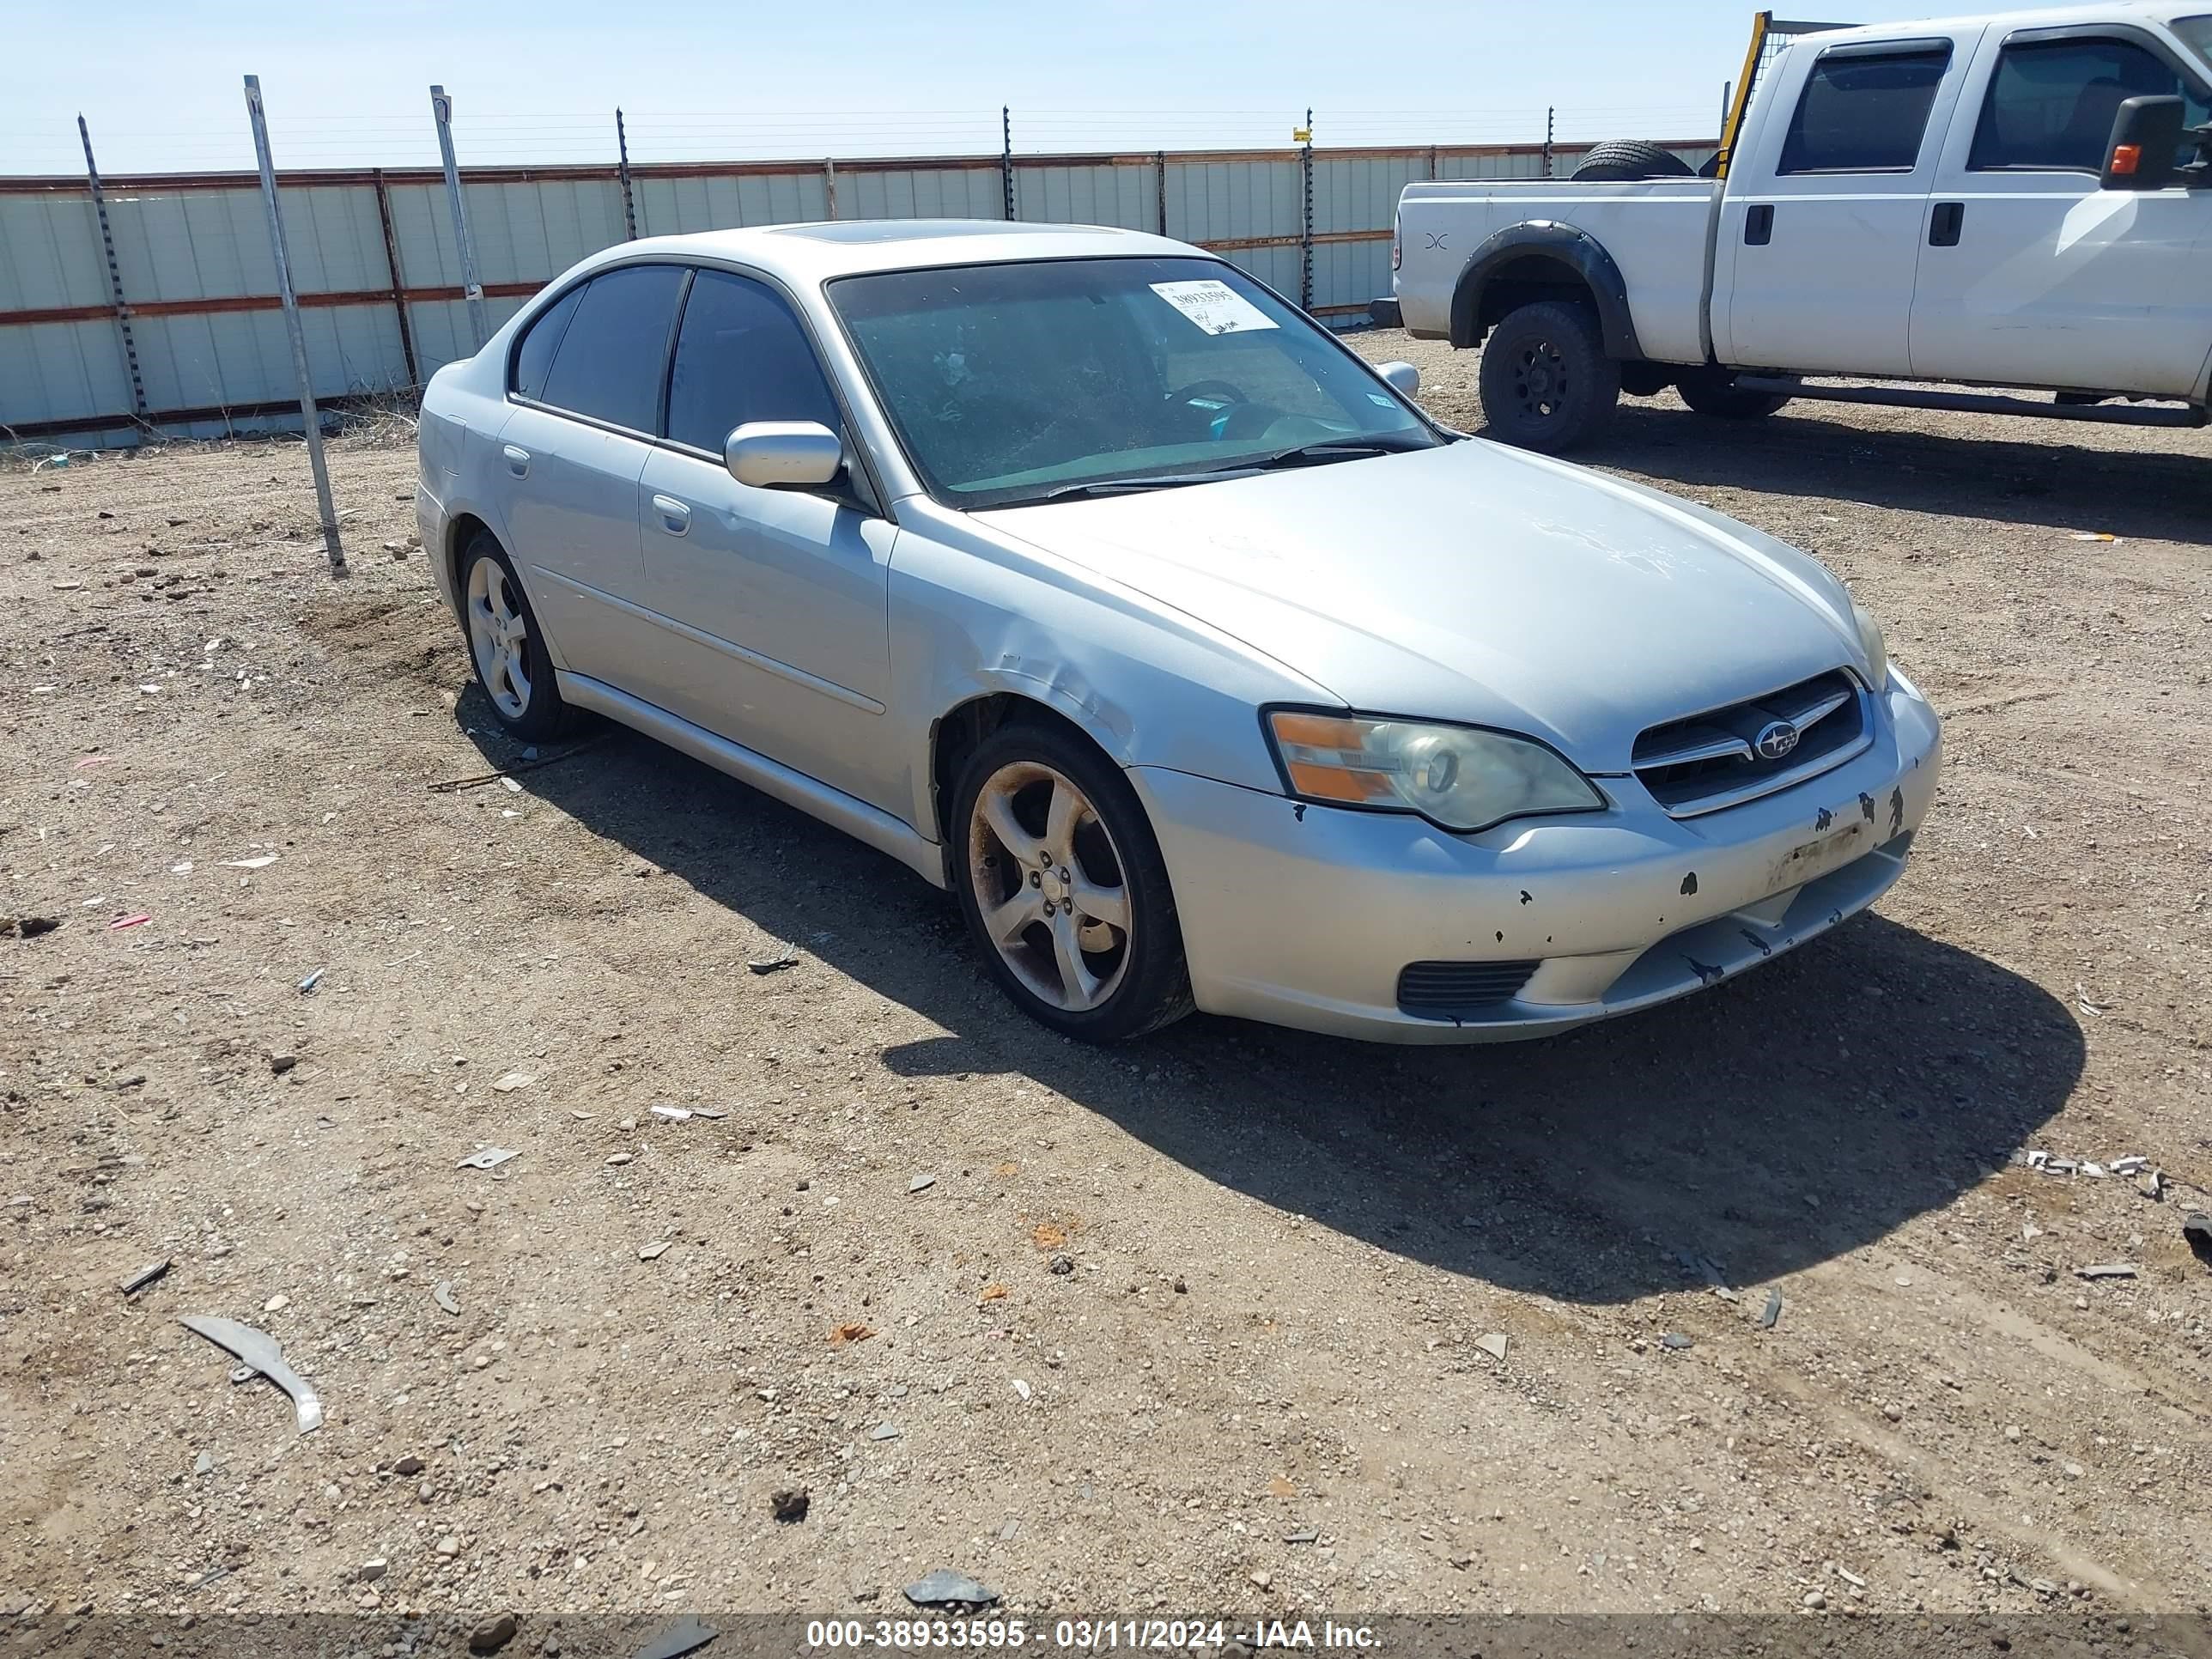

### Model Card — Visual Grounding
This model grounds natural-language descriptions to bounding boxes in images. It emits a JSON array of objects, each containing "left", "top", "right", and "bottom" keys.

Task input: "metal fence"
[{"left": 1, "top": 135, "right": 1713, "bottom": 447}]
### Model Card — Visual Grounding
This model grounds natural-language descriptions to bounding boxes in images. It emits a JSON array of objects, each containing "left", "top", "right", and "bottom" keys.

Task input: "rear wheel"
[
  {"left": 1477, "top": 300, "right": 1620, "bottom": 453},
  {"left": 459, "top": 534, "right": 571, "bottom": 741},
  {"left": 951, "top": 720, "right": 1192, "bottom": 1043},
  {"left": 1676, "top": 368, "right": 1791, "bottom": 421}
]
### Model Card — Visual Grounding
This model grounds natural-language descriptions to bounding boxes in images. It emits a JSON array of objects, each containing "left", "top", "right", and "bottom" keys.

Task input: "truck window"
[
  {"left": 1968, "top": 37, "right": 2208, "bottom": 172},
  {"left": 1778, "top": 46, "right": 1952, "bottom": 173}
]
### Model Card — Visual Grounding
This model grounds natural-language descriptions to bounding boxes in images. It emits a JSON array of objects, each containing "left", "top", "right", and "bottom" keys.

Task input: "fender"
[{"left": 1449, "top": 222, "right": 1644, "bottom": 361}]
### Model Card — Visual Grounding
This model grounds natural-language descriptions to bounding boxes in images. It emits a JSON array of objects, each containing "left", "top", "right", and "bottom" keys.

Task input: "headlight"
[
  {"left": 1266, "top": 710, "right": 1604, "bottom": 833},
  {"left": 1851, "top": 602, "right": 1889, "bottom": 693}
]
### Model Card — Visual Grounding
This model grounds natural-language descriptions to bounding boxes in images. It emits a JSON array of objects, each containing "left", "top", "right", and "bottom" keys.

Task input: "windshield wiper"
[
  {"left": 1243, "top": 437, "right": 1431, "bottom": 471},
  {"left": 1009, "top": 471, "right": 1235, "bottom": 504}
]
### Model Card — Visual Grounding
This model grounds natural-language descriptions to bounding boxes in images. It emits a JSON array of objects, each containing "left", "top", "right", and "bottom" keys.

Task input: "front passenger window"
[
  {"left": 665, "top": 269, "right": 844, "bottom": 453},
  {"left": 1969, "top": 37, "right": 2209, "bottom": 172}
]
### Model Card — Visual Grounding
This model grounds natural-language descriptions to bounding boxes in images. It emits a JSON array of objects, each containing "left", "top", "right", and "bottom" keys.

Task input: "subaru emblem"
[{"left": 1754, "top": 720, "right": 1801, "bottom": 761}]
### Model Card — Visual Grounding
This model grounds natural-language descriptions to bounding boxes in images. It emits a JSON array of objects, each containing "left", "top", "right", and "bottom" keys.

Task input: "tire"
[
  {"left": 1676, "top": 369, "right": 1791, "bottom": 421},
  {"left": 457, "top": 532, "right": 572, "bottom": 742},
  {"left": 1571, "top": 140, "right": 1697, "bottom": 182},
  {"left": 1477, "top": 300, "right": 1620, "bottom": 453},
  {"left": 950, "top": 719, "right": 1193, "bottom": 1043}
]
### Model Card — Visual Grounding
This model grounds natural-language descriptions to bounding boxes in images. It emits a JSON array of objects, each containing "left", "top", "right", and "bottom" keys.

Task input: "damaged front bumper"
[{"left": 1132, "top": 678, "right": 1942, "bottom": 1043}]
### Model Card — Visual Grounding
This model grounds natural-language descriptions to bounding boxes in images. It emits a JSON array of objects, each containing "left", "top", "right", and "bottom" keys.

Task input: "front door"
[
  {"left": 1908, "top": 27, "right": 2212, "bottom": 395},
  {"left": 633, "top": 266, "right": 899, "bottom": 815},
  {"left": 1718, "top": 33, "right": 1977, "bottom": 375}
]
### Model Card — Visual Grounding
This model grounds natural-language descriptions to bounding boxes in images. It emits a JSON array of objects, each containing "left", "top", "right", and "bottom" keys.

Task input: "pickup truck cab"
[{"left": 1393, "top": 3, "right": 2212, "bottom": 450}]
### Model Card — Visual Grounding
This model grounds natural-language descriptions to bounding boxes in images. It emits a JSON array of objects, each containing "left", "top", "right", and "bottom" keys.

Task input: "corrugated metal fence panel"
[
  {"left": 105, "top": 185, "right": 392, "bottom": 301},
  {"left": 409, "top": 294, "right": 532, "bottom": 379},
  {"left": 0, "top": 191, "right": 106, "bottom": 309},
  {"left": 0, "top": 319, "right": 130, "bottom": 430},
  {"left": 635, "top": 169, "right": 830, "bottom": 237},
  {"left": 1310, "top": 154, "right": 1425, "bottom": 236},
  {"left": 1311, "top": 240, "right": 1392, "bottom": 316},
  {"left": 456, "top": 175, "right": 629, "bottom": 284},
  {"left": 129, "top": 305, "right": 404, "bottom": 410},
  {"left": 836, "top": 166, "right": 1001, "bottom": 222},
  {"left": 1164, "top": 158, "right": 1302, "bottom": 245},
  {"left": 1015, "top": 163, "right": 1156, "bottom": 231},
  {"left": 1210, "top": 243, "right": 1304, "bottom": 305}
]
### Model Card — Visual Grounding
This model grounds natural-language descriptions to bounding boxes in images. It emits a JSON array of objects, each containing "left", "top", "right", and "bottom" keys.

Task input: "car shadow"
[
  {"left": 1545, "top": 398, "right": 2212, "bottom": 548},
  {"left": 470, "top": 692, "right": 2083, "bottom": 1308}
]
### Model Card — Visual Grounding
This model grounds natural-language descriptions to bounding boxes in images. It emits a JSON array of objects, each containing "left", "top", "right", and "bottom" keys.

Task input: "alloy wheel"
[
  {"left": 466, "top": 558, "right": 532, "bottom": 720},
  {"left": 967, "top": 761, "right": 1133, "bottom": 1012}
]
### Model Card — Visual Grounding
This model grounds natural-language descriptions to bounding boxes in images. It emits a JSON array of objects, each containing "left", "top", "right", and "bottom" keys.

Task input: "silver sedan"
[{"left": 416, "top": 221, "right": 1940, "bottom": 1043}]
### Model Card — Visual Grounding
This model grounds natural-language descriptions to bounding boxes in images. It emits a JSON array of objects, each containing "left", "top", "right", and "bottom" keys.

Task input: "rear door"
[
  {"left": 1908, "top": 24, "right": 2212, "bottom": 394},
  {"left": 1717, "top": 33, "right": 1978, "bottom": 374},
  {"left": 492, "top": 263, "right": 686, "bottom": 683}
]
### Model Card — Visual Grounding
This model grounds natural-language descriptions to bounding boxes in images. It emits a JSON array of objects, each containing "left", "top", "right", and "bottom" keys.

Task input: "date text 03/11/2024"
[{"left": 802, "top": 1620, "right": 1384, "bottom": 1650}]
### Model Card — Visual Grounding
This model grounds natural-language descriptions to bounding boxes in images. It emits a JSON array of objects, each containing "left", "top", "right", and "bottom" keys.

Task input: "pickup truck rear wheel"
[
  {"left": 1478, "top": 301, "right": 1619, "bottom": 453},
  {"left": 1676, "top": 369, "right": 1791, "bottom": 421}
]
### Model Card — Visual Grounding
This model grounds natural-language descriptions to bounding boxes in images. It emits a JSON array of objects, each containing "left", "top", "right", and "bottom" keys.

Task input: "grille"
[
  {"left": 1396, "top": 960, "right": 1540, "bottom": 1018},
  {"left": 1632, "top": 670, "right": 1869, "bottom": 817}
]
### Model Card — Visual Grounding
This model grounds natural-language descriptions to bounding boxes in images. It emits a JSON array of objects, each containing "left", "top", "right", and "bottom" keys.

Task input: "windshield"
[
  {"left": 827, "top": 256, "right": 1437, "bottom": 509},
  {"left": 2176, "top": 14, "right": 2212, "bottom": 65}
]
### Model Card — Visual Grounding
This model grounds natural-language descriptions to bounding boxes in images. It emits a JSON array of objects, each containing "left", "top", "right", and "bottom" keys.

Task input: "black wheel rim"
[{"left": 1511, "top": 337, "right": 1570, "bottom": 421}]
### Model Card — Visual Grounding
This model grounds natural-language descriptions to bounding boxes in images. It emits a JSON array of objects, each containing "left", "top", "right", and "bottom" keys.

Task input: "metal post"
[
  {"left": 1427, "top": 144, "right": 1439, "bottom": 180},
  {"left": 430, "top": 85, "right": 488, "bottom": 349},
  {"left": 1154, "top": 150, "right": 1167, "bottom": 236},
  {"left": 1721, "top": 82, "right": 1734, "bottom": 140},
  {"left": 823, "top": 157, "right": 840, "bottom": 221},
  {"left": 1543, "top": 107, "right": 1555, "bottom": 178},
  {"left": 1299, "top": 108, "right": 1314, "bottom": 312},
  {"left": 243, "top": 75, "right": 344, "bottom": 576},
  {"left": 616, "top": 107, "right": 638, "bottom": 240},
  {"left": 1000, "top": 106, "right": 1016, "bottom": 222},
  {"left": 77, "top": 116, "right": 149, "bottom": 424},
  {"left": 371, "top": 168, "right": 421, "bottom": 390}
]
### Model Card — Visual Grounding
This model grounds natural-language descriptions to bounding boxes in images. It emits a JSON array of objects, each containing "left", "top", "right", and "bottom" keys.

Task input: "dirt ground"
[{"left": 3, "top": 334, "right": 2209, "bottom": 1650}]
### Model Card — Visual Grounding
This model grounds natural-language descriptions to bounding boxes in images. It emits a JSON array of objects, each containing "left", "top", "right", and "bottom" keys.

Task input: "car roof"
[
  {"left": 581, "top": 220, "right": 1205, "bottom": 286},
  {"left": 1806, "top": 1, "right": 2201, "bottom": 46}
]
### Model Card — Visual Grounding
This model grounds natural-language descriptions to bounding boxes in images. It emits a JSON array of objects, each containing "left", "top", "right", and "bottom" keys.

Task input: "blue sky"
[{"left": 3, "top": 0, "right": 2080, "bottom": 175}]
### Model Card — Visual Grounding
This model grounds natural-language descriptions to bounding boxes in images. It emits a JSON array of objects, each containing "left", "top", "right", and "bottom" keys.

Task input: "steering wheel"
[{"left": 1164, "top": 379, "right": 1246, "bottom": 408}]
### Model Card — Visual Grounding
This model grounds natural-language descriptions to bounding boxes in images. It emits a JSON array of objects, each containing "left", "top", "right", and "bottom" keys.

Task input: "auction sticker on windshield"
[{"left": 1151, "top": 280, "right": 1279, "bottom": 335}]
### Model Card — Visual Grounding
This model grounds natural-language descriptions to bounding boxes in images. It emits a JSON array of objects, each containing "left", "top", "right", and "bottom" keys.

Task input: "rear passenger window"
[
  {"left": 1778, "top": 46, "right": 1951, "bottom": 173},
  {"left": 511, "top": 285, "right": 582, "bottom": 402},
  {"left": 534, "top": 264, "right": 686, "bottom": 432},
  {"left": 665, "top": 269, "right": 843, "bottom": 453},
  {"left": 1969, "top": 37, "right": 2207, "bottom": 172}
]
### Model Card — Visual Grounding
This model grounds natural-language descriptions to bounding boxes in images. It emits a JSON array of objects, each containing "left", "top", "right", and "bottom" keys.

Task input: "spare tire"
[{"left": 1571, "top": 140, "right": 1698, "bottom": 182}]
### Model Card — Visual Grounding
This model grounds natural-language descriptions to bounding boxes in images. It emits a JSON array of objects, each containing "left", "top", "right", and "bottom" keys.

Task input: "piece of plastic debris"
[
  {"left": 638, "top": 1241, "right": 671, "bottom": 1261},
  {"left": 1012, "top": 1378, "right": 1032, "bottom": 1403},
  {"left": 2069, "top": 531, "right": 2118, "bottom": 542},
  {"left": 1661, "top": 1332, "right": 1694, "bottom": 1351},
  {"left": 456, "top": 1146, "right": 519, "bottom": 1172},
  {"left": 434, "top": 1281, "right": 460, "bottom": 1316},
  {"left": 297, "top": 967, "right": 325, "bottom": 994},
  {"left": 634, "top": 1617, "right": 721, "bottom": 1659},
  {"left": 570, "top": 1109, "right": 597, "bottom": 1120},
  {"left": 179, "top": 1315, "right": 324, "bottom": 1433},
  {"left": 2081, "top": 1162, "right": 2107, "bottom": 1178},
  {"left": 194, "top": 1451, "right": 213, "bottom": 1476},
  {"left": 2110, "top": 1155, "right": 2148, "bottom": 1176},
  {"left": 830, "top": 1322, "right": 876, "bottom": 1346},
  {"left": 2, "top": 916, "right": 62, "bottom": 939},
  {"left": 2185, "top": 1212, "right": 2212, "bottom": 1268},
  {"left": 119, "top": 1260, "right": 171, "bottom": 1296},
  {"left": 747, "top": 952, "right": 799, "bottom": 974},
  {"left": 2141, "top": 1170, "right": 2165, "bottom": 1201},
  {"left": 870, "top": 1421, "right": 901, "bottom": 1440},
  {"left": 770, "top": 1486, "right": 810, "bottom": 1522},
  {"left": 1475, "top": 1333, "right": 1510, "bottom": 1361},
  {"left": 500, "top": 776, "right": 523, "bottom": 794},
  {"left": 908, "top": 1173, "right": 937, "bottom": 1193},
  {"left": 1285, "top": 1528, "right": 1319, "bottom": 1544},
  {"left": 690, "top": 1107, "right": 729, "bottom": 1120},
  {"left": 1759, "top": 1289, "right": 1784, "bottom": 1329},
  {"left": 108, "top": 913, "right": 151, "bottom": 931},
  {"left": 218, "top": 855, "right": 277, "bottom": 870},
  {"left": 1837, "top": 1565, "right": 1868, "bottom": 1589},
  {"left": 2075, "top": 1263, "right": 2138, "bottom": 1280},
  {"left": 903, "top": 1568, "right": 998, "bottom": 1607},
  {"left": 491, "top": 1072, "right": 536, "bottom": 1093},
  {"left": 650, "top": 1104, "right": 691, "bottom": 1121}
]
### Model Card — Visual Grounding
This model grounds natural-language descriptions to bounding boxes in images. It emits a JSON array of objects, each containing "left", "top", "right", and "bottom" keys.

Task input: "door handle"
[
  {"left": 1929, "top": 201, "right": 1965, "bottom": 246},
  {"left": 1744, "top": 204, "right": 1774, "bottom": 246},
  {"left": 502, "top": 444, "right": 530, "bottom": 478},
  {"left": 651, "top": 494, "right": 692, "bottom": 536}
]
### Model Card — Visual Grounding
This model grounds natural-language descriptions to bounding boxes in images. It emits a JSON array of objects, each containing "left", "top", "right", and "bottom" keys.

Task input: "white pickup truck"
[{"left": 1390, "top": 3, "right": 2212, "bottom": 450}]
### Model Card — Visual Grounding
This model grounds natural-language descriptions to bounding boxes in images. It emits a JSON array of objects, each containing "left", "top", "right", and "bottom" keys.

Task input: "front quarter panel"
[{"left": 884, "top": 500, "right": 1334, "bottom": 841}]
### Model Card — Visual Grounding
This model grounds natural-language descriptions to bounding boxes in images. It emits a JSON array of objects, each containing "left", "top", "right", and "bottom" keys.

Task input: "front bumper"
[{"left": 1132, "top": 679, "right": 1941, "bottom": 1043}]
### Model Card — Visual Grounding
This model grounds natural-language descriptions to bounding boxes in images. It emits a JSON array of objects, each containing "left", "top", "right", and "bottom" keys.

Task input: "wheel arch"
[
  {"left": 1450, "top": 223, "right": 1643, "bottom": 360},
  {"left": 928, "top": 690, "right": 1122, "bottom": 857}
]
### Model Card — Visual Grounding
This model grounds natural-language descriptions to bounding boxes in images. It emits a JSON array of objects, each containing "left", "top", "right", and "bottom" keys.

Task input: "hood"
[{"left": 975, "top": 439, "right": 1868, "bottom": 773}]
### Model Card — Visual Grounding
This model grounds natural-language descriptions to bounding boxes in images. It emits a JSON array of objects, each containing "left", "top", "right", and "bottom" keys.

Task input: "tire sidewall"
[
  {"left": 949, "top": 724, "right": 1187, "bottom": 1042},
  {"left": 1479, "top": 301, "right": 1619, "bottom": 453}
]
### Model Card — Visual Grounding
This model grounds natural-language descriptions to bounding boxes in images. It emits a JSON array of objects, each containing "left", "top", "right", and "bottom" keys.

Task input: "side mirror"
[
  {"left": 2101, "top": 95, "right": 2184, "bottom": 191},
  {"left": 725, "top": 421, "right": 844, "bottom": 489},
  {"left": 1375, "top": 360, "right": 1421, "bottom": 397}
]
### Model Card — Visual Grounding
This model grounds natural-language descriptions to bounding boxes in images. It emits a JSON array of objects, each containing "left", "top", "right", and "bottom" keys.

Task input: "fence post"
[
  {"left": 823, "top": 157, "right": 840, "bottom": 221},
  {"left": 429, "top": 85, "right": 488, "bottom": 350},
  {"left": 243, "top": 75, "right": 344, "bottom": 577},
  {"left": 616, "top": 107, "right": 638, "bottom": 240},
  {"left": 1153, "top": 150, "right": 1167, "bottom": 236},
  {"left": 76, "top": 116, "right": 150, "bottom": 426},
  {"left": 371, "top": 168, "right": 421, "bottom": 390},
  {"left": 1298, "top": 108, "right": 1314, "bottom": 312},
  {"left": 1543, "top": 107, "right": 1555, "bottom": 178},
  {"left": 1000, "top": 106, "right": 1016, "bottom": 221}
]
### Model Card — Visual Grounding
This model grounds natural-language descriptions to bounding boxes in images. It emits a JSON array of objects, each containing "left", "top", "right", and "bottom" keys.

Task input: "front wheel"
[
  {"left": 1477, "top": 301, "right": 1620, "bottom": 453},
  {"left": 951, "top": 722, "right": 1193, "bottom": 1043},
  {"left": 1676, "top": 369, "right": 1790, "bottom": 420}
]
